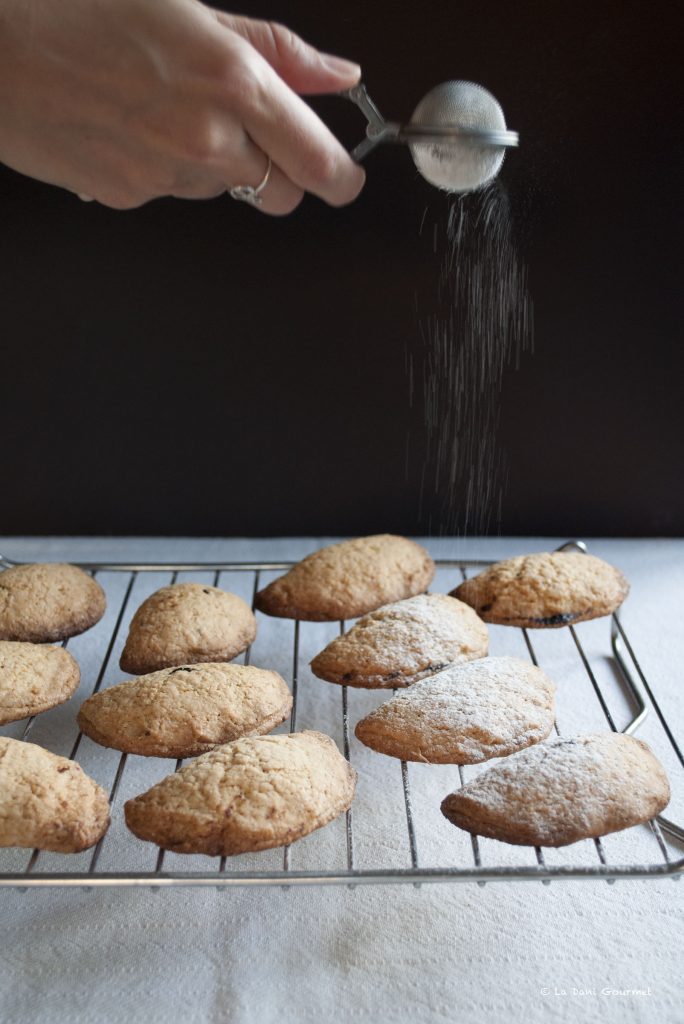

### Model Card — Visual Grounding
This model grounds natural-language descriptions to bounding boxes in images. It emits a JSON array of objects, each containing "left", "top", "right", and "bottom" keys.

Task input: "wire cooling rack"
[{"left": 0, "top": 541, "right": 682, "bottom": 888}]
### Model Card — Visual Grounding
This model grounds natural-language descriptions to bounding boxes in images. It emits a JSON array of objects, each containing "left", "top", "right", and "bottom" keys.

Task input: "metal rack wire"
[{"left": 0, "top": 542, "right": 682, "bottom": 888}]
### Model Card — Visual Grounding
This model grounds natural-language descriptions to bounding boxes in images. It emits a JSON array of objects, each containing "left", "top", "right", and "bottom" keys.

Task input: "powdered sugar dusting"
[
  {"left": 311, "top": 593, "right": 488, "bottom": 688},
  {"left": 355, "top": 655, "right": 555, "bottom": 762},
  {"left": 355, "top": 593, "right": 488, "bottom": 668},
  {"left": 441, "top": 733, "right": 670, "bottom": 846}
]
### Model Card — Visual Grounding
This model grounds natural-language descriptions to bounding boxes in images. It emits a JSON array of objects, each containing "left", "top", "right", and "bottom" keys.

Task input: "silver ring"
[{"left": 229, "top": 157, "right": 272, "bottom": 207}]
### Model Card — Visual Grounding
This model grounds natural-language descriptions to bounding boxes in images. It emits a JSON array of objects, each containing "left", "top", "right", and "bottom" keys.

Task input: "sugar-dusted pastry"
[
  {"left": 452, "top": 551, "right": 629, "bottom": 628},
  {"left": 311, "top": 594, "right": 488, "bottom": 688},
  {"left": 0, "top": 640, "right": 81, "bottom": 725},
  {"left": 441, "top": 733, "right": 670, "bottom": 846},
  {"left": 120, "top": 583, "right": 257, "bottom": 674},
  {"left": 255, "top": 535, "right": 435, "bottom": 621},
  {"left": 0, "top": 563, "right": 106, "bottom": 642},
  {"left": 0, "top": 737, "right": 110, "bottom": 852},
  {"left": 78, "top": 663, "right": 292, "bottom": 758},
  {"left": 355, "top": 656, "right": 555, "bottom": 762},
  {"left": 124, "top": 731, "right": 356, "bottom": 856}
]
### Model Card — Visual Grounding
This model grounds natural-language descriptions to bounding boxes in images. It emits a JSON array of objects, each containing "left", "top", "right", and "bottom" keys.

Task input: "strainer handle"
[{"left": 340, "top": 83, "right": 400, "bottom": 161}]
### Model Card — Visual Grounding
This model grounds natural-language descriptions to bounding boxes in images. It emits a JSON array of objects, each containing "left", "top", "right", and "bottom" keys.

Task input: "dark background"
[{"left": 1, "top": 0, "right": 682, "bottom": 537}]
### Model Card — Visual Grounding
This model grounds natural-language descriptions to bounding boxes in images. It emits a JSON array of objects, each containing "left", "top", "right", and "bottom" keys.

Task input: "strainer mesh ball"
[{"left": 409, "top": 81, "right": 506, "bottom": 193}]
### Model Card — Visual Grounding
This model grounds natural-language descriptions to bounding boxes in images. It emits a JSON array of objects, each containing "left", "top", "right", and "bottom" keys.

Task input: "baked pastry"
[
  {"left": 311, "top": 594, "right": 488, "bottom": 688},
  {"left": 441, "top": 733, "right": 670, "bottom": 846},
  {"left": 355, "top": 656, "right": 555, "bottom": 762},
  {"left": 124, "top": 731, "right": 356, "bottom": 855},
  {"left": 78, "top": 663, "right": 292, "bottom": 758},
  {"left": 120, "top": 583, "right": 257, "bottom": 674},
  {"left": 0, "top": 641, "right": 81, "bottom": 725},
  {"left": 0, "top": 737, "right": 110, "bottom": 852},
  {"left": 452, "top": 551, "right": 629, "bottom": 627},
  {"left": 0, "top": 563, "right": 106, "bottom": 642},
  {"left": 255, "top": 534, "right": 435, "bottom": 621}
]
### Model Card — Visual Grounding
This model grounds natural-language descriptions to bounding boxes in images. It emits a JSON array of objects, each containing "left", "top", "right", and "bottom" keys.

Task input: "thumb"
[{"left": 213, "top": 14, "right": 361, "bottom": 94}]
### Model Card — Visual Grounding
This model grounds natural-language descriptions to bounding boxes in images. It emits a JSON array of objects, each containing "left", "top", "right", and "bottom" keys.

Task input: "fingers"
[
  {"left": 170, "top": 134, "right": 304, "bottom": 215},
  {"left": 213, "top": 13, "right": 361, "bottom": 94},
  {"left": 69, "top": 123, "right": 305, "bottom": 214},
  {"left": 237, "top": 59, "right": 365, "bottom": 207},
  {"left": 203, "top": 15, "right": 366, "bottom": 207}
]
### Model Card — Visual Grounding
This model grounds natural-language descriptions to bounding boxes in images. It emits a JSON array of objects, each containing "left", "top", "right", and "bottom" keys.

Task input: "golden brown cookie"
[
  {"left": 0, "top": 563, "right": 106, "bottom": 642},
  {"left": 255, "top": 535, "right": 435, "bottom": 621},
  {"left": 311, "top": 594, "right": 488, "bottom": 688},
  {"left": 452, "top": 552, "right": 629, "bottom": 627},
  {"left": 0, "top": 641, "right": 81, "bottom": 725},
  {"left": 355, "top": 656, "right": 555, "bottom": 762},
  {"left": 120, "top": 583, "right": 257, "bottom": 674},
  {"left": 124, "top": 731, "right": 356, "bottom": 856},
  {"left": 0, "top": 737, "right": 110, "bottom": 852},
  {"left": 441, "top": 733, "right": 670, "bottom": 846},
  {"left": 78, "top": 663, "right": 292, "bottom": 758}
]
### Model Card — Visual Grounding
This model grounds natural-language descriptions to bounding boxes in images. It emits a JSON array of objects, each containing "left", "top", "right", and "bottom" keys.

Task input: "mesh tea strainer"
[{"left": 342, "top": 81, "right": 519, "bottom": 193}]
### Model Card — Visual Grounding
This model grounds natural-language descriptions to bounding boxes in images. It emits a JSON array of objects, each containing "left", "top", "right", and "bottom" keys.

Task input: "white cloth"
[{"left": 0, "top": 537, "right": 682, "bottom": 1024}]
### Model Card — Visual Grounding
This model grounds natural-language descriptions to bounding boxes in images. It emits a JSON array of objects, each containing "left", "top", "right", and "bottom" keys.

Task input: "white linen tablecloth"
[{"left": 0, "top": 536, "right": 682, "bottom": 1024}]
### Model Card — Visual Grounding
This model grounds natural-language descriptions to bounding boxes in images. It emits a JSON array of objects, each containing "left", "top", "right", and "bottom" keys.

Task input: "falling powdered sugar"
[{"left": 407, "top": 183, "right": 533, "bottom": 535}]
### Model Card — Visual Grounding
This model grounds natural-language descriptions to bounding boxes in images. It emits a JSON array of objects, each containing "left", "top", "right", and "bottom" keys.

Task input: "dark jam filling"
[
  {"left": 530, "top": 612, "right": 580, "bottom": 626},
  {"left": 479, "top": 605, "right": 584, "bottom": 626}
]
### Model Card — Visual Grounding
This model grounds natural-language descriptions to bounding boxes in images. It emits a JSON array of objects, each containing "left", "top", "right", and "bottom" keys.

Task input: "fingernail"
[{"left": 321, "top": 53, "right": 361, "bottom": 78}]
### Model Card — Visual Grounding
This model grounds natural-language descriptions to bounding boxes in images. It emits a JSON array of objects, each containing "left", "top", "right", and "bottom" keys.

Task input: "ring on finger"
[{"left": 229, "top": 157, "right": 272, "bottom": 207}]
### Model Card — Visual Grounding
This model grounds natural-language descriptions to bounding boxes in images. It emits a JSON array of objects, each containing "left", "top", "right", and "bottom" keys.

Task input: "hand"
[{"left": 0, "top": 0, "right": 365, "bottom": 213}]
